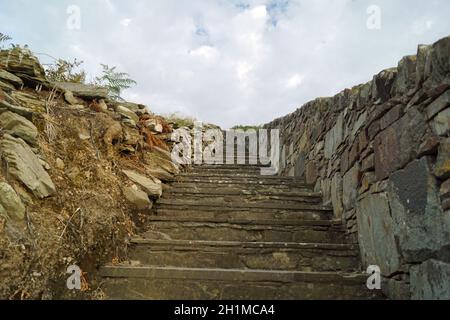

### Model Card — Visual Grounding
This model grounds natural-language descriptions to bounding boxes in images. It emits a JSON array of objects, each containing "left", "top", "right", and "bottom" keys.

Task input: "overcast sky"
[{"left": 1, "top": 0, "right": 449, "bottom": 127}]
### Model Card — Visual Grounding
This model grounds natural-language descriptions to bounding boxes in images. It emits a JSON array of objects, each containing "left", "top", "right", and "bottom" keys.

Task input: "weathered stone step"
[
  {"left": 174, "top": 176, "right": 308, "bottom": 186},
  {"left": 179, "top": 172, "right": 289, "bottom": 178},
  {"left": 128, "top": 239, "right": 360, "bottom": 272},
  {"left": 190, "top": 158, "right": 268, "bottom": 164},
  {"left": 155, "top": 207, "right": 332, "bottom": 221},
  {"left": 164, "top": 186, "right": 319, "bottom": 197},
  {"left": 185, "top": 168, "right": 264, "bottom": 175},
  {"left": 167, "top": 182, "right": 312, "bottom": 193},
  {"left": 192, "top": 164, "right": 271, "bottom": 170},
  {"left": 100, "top": 266, "right": 378, "bottom": 300},
  {"left": 162, "top": 190, "right": 321, "bottom": 201},
  {"left": 145, "top": 218, "right": 346, "bottom": 243},
  {"left": 156, "top": 198, "right": 329, "bottom": 210}
]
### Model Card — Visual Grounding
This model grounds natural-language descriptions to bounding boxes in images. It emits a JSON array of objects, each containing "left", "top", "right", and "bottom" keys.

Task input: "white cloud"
[
  {"left": 286, "top": 74, "right": 304, "bottom": 89},
  {"left": 250, "top": 5, "right": 268, "bottom": 20},
  {"left": 120, "top": 18, "right": 132, "bottom": 27},
  {"left": 189, "top": 45, "right": 220, "bottom": 63}
]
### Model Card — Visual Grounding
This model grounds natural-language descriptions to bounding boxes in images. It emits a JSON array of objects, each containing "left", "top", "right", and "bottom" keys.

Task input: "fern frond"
[{"left": 95, "top": 64, "right": 137, "bottom": 101}]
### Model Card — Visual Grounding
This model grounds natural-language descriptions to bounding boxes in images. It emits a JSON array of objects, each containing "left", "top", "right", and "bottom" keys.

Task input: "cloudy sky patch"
[{"left": 1, "top": 0, "right": 449, "bottom": 127}]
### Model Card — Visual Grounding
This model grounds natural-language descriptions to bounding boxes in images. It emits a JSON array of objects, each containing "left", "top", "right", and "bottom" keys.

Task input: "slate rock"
[
  {"left": 426, "top": 90, "right": 450, "bottom": 120},
  {"left": 54, "top": 82, "right": 108, "bottom": 99},
  {"left": 431, "top": 107, "right": 450, "bottom": 136},
  {"left": 324, "top": 113, "right": 344, "bottom": 159},
  {"left": 434, "top": 138, "right": 450, "bottom": 179},
  {"left": 122, "top": 185, "right": 152, "bottom": 210},
  {"left": 330, "top": 173, "right": 343, "bottom": 219},
  {"left": 423, "top": 36, "right": 450, "bottom": 87},
  {"left": 356, "top": 193, "right": 401, "bottom": 276},
  {"left": 122, "top": 170, "right": 162, "bottom": 199},
  {"left": 0, "top": 68, "right": 24, "bottom": 87},
  {"left": 0, "top": 134, "right": 56, "bottom": 198},
  {"left": 410, "top": 259, "right": 450, "bottom": 300},
  {"left": 0, "top": 48, "right": 46, "bottom": 84},
  {"left": 0, "top": 182, "right": 26, "bottom": 220},
  {"left": 342, "top": 164, "right": 360, "bottom": 211},
  {"left": 116, "top": 105, "right": 139, "bottom": 123},
  {"left": 388, "top": 157, "right": 450, "bottom": 262},
  {"left": 392, "top": 55, "right": 417, "bottom": 96},
  {"left": 0, "top": 111, "right": 38, "bottom": 145},
  {"left": 374, "top": 108, "right": 427, "bottom": 180}
]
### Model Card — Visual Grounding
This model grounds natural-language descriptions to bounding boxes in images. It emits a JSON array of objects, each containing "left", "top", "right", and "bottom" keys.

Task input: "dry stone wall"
[{"left": 265, "top": 36, "right": 450, "bottom": 300}]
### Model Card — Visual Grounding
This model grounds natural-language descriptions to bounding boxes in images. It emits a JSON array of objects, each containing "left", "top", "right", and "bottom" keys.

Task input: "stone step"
[
  {"left": 156, "top": 198, "right": 330, "bottom": 211},
  {"left": 128, "top": 239, "right": 360, "bottom": 272},
  {"left": 144, "top": 218, "right": 346, "bottom": 243},
  {"left": 154, "top": 207, "right": 332, "bottom": 221},
  {"left": 174, "top": 176, "right": 308, "bottom": 186},
  {"left": 192, "top": 164, "right": 271, "bottom": 170},
  {"left": 100, "top": 266, "right": 378, "bottom": 300},
  {"left": 164, "top": 185, "right": 318, "bottom": 197},
  {"left": 166, "top": 182, "right": 312, "bottom": 193},
  {"left": 185, "top": 168, "right": 265, "bottom": 175},
  {"left": 190, "top": 157, "right": 268, "bottom": 163},
  {"left": 178, "top": 172, "right": 284, "bottom": 179},
  {"left": 162, "top": 190, "right": 322, "bottom": 201}
]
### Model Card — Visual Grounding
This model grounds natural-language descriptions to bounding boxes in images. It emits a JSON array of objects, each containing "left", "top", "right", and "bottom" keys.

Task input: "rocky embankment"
[{"left": 0, "top": 47, "right": 181, "bottom": 299}]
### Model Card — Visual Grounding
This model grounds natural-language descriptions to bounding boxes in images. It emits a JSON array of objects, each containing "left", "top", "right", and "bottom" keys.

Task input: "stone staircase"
[{"left": 101, "top": 159, "right": 379, "bottom": 299}]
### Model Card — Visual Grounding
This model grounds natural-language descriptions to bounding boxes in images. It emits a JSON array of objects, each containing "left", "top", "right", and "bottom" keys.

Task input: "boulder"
[
  {"left": 426, "top": 90, "right": 450, "bottom": 120},
  {"left": 0, "top": 99, "right": 32, "bottom": 120},
  {"left": 98, "top": 99, "right": 108, "bottom": 112},
  {"left": 116, "top": 105, "right": 139, "bottom": 123},
  {"left": 144, "top": 151, "right": 180, "bottom": 175},
  {"left": 330, "top": 173, "right": 343, "bottom": 219},
  {"left": 0, "top": 182, "right": 26, "bottom": 220},
  {"left": 63, "top": 90, "right": 82, "bottom": 105},
  {"left": 324, "top": 113, "right": 344, "bottom": 159},
  {"left": 146, "top": 167, "right": 174, "bottom": 182},
  {"left": 356, "top": 193, "right": 401, "bottom": 276},
  {"left": 0, "top": 80, "right": 15, "bottom": 91},
  {"left": 0, "top": 68, "right": 23, "bottom": 87},
  {"left": 410, "top": 259, "right": 450, "bottom": 300},
  {"left": 392, "top": 55, "right": 417, "bottom": 96},
  {"left": 122, "top": 170, "right": 162, "bottom": 199},
  {"left": 0, "top": 111, "right": 38, "bottom": 145},
  {"left": 416, "top": 44, "right": 431, "bottom": 86},
  {"left": 305, "top": 161, "right": 318, "bottom": 185},
  {"left": 122, "top": 185, "right": 152, "bottom": 210},
  {"left": 10, "top": 91, "right": 45, "bottom": 114},
  {"left": 0, "top": 134, "right": 56, "bottom": 198},
  {"left": 423, "top": 36, "right": 450, "bottom": 88},
  {"left": 119, "top": 102, "right": 147, "bottom": 114},
  {"left": 0, "top": 48, "right": 46, "bottom": 84},
  {"left": 388, "top": 157, "right": 450, "bottom": 262},
  {"left": 434, "top": 139, "right": 450, "bottom": 179},
  {"left": 293, "top": 152, "right": 306, "bottom": 177},
  {"left": 371, "top": 68, "right": 396, "bottom": 103},
  {"left": 143, "top": 118, "right": 163, "bottom": 133},
  {"left": 53, "top": 82, "right": 108, "bottom": 99},
  {"left": 374, "top": 108, "right": 427, "bottom": 180},
  {"left": 342, "top": 164, "right": 360, "bottom": 211},
  {"left": 431, "top": 108, "right": 450, "bottom": 136}
]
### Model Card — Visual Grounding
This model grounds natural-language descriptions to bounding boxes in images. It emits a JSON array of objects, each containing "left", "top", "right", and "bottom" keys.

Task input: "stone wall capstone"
[{"left": 264, "top": 36, "right": 450, "bottom": 300}]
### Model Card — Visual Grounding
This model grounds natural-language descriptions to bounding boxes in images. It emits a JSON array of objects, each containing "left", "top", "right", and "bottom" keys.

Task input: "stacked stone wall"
[{"left": 265, "top": 36, "right": 450, "bottom": 299}]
